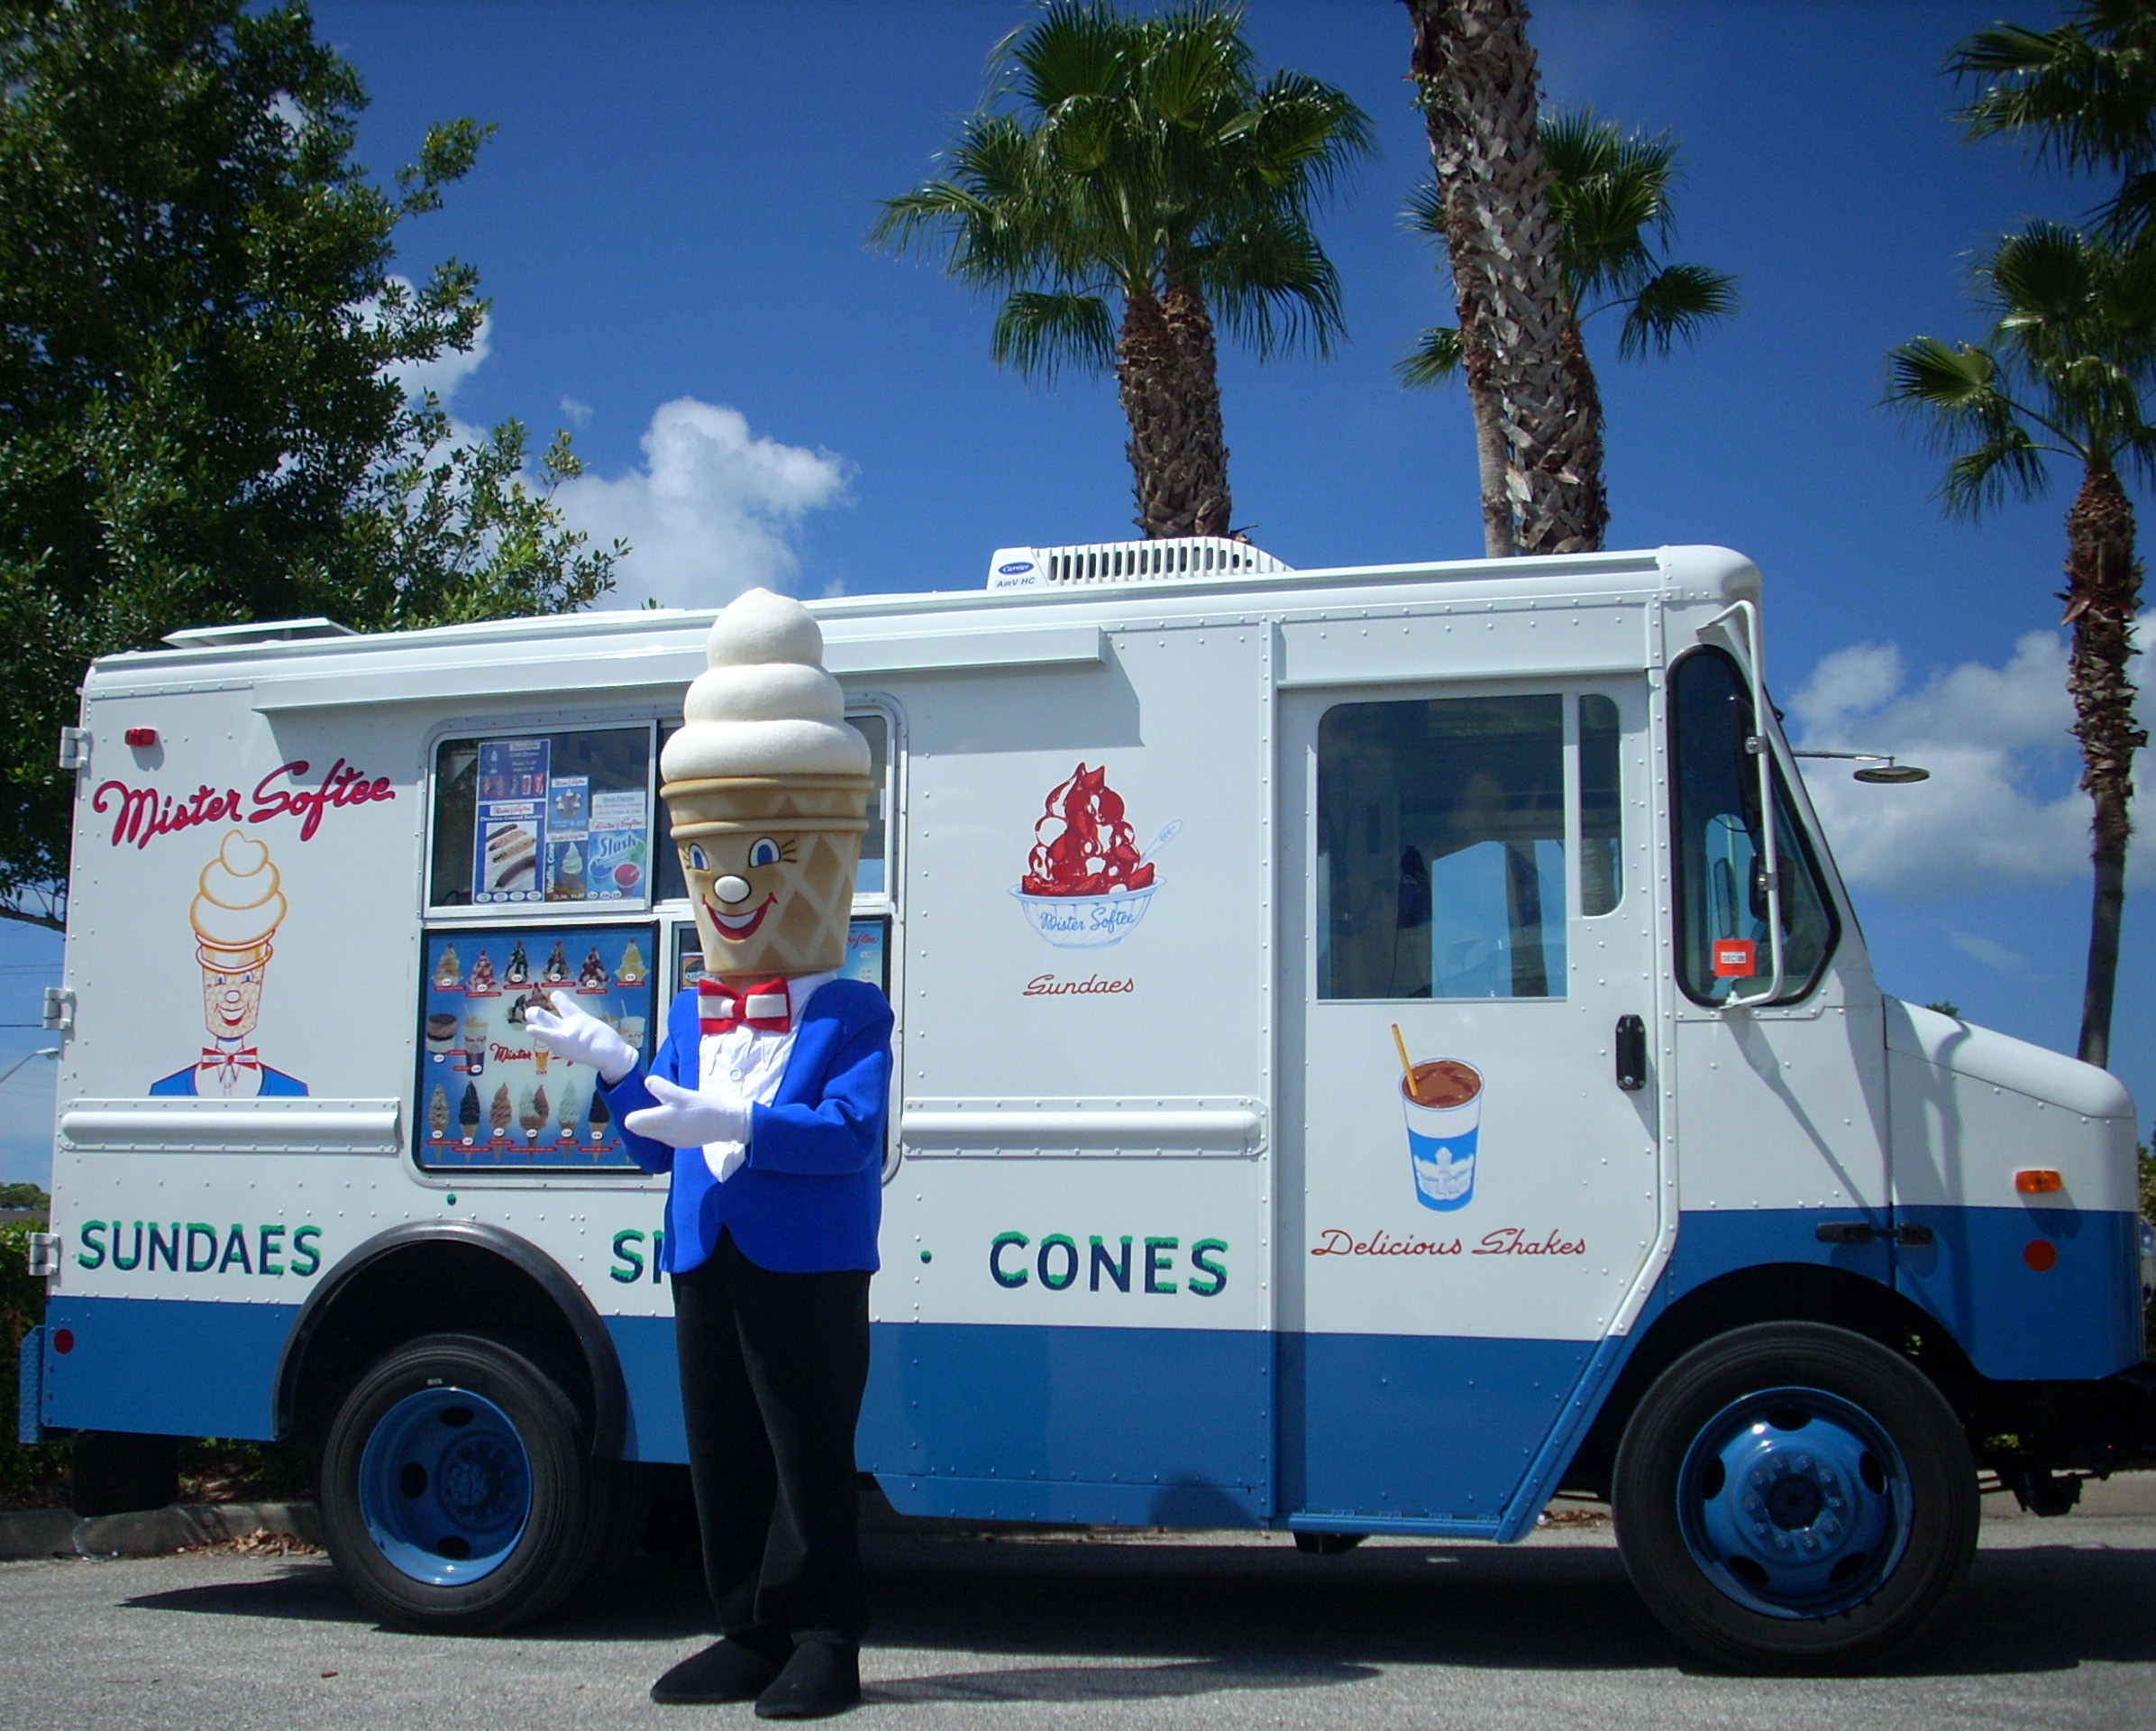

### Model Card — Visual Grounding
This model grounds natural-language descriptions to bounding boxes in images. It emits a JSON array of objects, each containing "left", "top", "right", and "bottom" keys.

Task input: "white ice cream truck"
[{"left": 20, "top": 539, "right": 2151, "bottom": 1671}]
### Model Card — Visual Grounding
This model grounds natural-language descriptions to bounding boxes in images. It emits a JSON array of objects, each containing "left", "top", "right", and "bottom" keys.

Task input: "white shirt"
[{"left": 698, "top": 969, "right": 836, "bottom": 1181}]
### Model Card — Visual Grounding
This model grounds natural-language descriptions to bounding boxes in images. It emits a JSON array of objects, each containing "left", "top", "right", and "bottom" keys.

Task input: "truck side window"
[
  {"left": 430, "top": 727, "right": 654, "bottom": 910},
  {"left": 1579, "top": 694, "right": 1622, "bottom": 916},
  {"left": 1669, "top": 647, "right": 1839, "bottom": 1004},
  {"left": 1319, "top": 695, "right": 1567, "bottom": 1001},
  {"left": 653, "top": 713, "right": 890, "bottom": 902}
]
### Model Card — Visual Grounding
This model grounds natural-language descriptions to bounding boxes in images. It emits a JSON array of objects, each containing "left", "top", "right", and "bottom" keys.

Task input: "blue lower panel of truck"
[{"left": 40, "top": 1296, "right": 296, "bottom": 1438}]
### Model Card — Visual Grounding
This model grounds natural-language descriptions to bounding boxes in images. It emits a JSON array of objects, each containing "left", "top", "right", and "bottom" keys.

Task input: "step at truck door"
[{"left": 1279, "top": 678, "right": 1664, "bottom": 1531}]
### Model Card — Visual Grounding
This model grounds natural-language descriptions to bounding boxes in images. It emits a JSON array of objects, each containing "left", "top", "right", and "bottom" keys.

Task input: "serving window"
[{"left": 429, "top": 726, "right": 656, "bottom": 911}]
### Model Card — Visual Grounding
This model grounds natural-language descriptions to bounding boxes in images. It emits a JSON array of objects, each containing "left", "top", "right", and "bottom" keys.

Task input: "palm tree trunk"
[
  {"left": 2061, "top": 463, "right": 2148, "bottom": 1070},
  {"left": 1463, "top": 348, "right": 1515, "bottom": 557},
  {"left": 1117, "top": 283, "right": 1233, "bottom": 539},
  {"left": 1407, "top": 0, "right": 1605, "bottom": 555}
]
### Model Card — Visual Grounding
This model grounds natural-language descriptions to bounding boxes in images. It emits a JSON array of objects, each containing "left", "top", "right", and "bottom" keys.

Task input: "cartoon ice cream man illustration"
[
  {"left": 528, "top": 587, "right": 886, "bottom": 1718},
  {"left": 151, "top": 829, "right": 308, "bottom": 1097}
]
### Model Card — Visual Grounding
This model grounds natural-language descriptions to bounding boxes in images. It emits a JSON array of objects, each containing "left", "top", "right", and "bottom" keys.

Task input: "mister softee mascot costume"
[{"left": 529, "top": 590, "right": 888, "bottom": 1719}]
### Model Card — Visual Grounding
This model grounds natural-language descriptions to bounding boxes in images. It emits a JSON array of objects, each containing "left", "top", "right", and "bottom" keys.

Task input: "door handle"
[{"left": 1614, "top": 1015, "right": 1647, "bottom": 1092}]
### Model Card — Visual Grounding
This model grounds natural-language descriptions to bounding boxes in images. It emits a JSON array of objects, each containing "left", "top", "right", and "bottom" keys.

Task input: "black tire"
[
  {"left": 319, "top": 1333, "right": 621, "bottom": 1634},
  {"left": 1612, "top": 1322, "right": 1977, "bottom": 1673}
]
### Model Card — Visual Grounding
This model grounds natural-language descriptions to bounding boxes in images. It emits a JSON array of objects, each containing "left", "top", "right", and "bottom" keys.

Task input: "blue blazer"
[{"left": 601, "top": 978, "right": 891, "bottom": 1275}]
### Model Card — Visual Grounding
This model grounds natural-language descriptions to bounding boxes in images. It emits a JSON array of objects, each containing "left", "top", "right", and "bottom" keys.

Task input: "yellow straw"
[{"left": 1390, "top": 1023, "right": 1415, "bottom": 1085}]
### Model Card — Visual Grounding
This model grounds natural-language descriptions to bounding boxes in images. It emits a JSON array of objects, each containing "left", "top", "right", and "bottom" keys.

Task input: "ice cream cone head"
[
  {"left": 661, "top": 589, "right": 871, "bottom": 976},
  {"left": 190, "top": 829, "right": 285, "bottom": 1040}
]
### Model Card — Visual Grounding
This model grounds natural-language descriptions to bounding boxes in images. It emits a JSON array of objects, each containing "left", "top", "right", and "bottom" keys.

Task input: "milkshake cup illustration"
[
  {"left": 659, "top": 588, "right": 872, "bottom": 979},
  {"left": 1393, "top": 1028, "right": 1481, "bottom": 1212}
]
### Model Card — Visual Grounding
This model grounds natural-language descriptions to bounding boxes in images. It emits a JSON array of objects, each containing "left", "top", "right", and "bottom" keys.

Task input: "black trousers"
[{"left": 671, "top": 1229, "right": 872, "bottom": 1646}]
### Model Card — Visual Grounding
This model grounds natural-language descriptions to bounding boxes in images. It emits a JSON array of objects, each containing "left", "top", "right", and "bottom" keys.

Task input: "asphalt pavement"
[{"left": 5, "top": 1510, "right": 2156, "bottom": 1730}]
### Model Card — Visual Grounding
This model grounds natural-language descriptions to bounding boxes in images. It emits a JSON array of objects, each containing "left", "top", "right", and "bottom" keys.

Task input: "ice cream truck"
[{"left": 19, "top": 539, "right": 2151, "bottom": 1671}]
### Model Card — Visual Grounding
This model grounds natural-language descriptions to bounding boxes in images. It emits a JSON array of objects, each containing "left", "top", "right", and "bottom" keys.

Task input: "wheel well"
[
  {"left": 276, "top": 1223, "right": 626, "bottom": 1458},
  {"left": 1558, "top": 1263, "right": 1978, "bottom": 1500}
]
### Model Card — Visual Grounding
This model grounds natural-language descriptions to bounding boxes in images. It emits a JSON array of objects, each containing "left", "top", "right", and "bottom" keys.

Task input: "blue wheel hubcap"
[
  {"left": 357, "top": 1386, "right": 532, "bottom": 1585},
  {"left": 1676, "top": 1386, "right": 1910, "bottom": 1618}
]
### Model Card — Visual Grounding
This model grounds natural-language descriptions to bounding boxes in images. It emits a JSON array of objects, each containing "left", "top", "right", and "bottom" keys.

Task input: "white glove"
[
  {"left": 525, "top": 990, "right": 637, "bottom": 1084},
  {"left": 624, "top": 1074, "right": 751, "bottom": 1153}
]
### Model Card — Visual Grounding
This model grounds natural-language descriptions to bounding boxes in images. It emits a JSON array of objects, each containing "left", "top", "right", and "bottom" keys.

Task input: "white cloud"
[
  {"left": 1948, "top": 931, "right": 2041, "bottom": 979},
  {"left": 560, "top": 396, "right": 592, "bottom": 426},
  {"left": 391, "top": 310, "right": 493, "bottom": 410},
  {"left": 1789, "top": 623, "right": 2149, "bottom": 897},
  {"left": 552, "top": 398, "right": 851, "bottom": 609}
]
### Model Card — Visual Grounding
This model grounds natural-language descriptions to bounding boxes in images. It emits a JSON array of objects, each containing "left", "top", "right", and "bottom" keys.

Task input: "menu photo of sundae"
[
  {"left": 414, "top": 922, "right": 660, "bottom": 1169},
  {"left": 1012, "top": 763, "right": 1180, "bottom": 949}
]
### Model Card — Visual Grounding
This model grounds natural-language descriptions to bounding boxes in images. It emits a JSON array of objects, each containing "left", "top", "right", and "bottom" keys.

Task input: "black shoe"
[
  {"left": 754, "top": 1640, "right": 861, "bottom": 1720},
  {"left": 651, "top": 1636, "right": 788, "bottom": 1705}
]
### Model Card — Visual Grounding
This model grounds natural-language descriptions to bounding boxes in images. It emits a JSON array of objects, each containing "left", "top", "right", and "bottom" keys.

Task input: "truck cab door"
[{"left": 1280, "top": 678, "right": 1666, "bottom": 1531}]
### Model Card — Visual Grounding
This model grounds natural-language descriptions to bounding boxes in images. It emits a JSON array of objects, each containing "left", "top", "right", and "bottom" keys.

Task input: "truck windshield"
[{"left": 1668, "top": 647, "right": 1839, "bottom": 1005}]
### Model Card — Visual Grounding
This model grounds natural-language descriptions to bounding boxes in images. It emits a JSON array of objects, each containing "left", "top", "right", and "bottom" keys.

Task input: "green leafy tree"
[
  {"left": 0, "top": 0, "right": 617, "bottom": 931},
  {"left": 1400, "top": 106, "right": 1738, "bottom": 552},
  {"left": 1887, "top": 223, "right": 2153, "bottom": 1069},
  {"left": 873, "top": 0, "right": 1372, "bottom": 540}
]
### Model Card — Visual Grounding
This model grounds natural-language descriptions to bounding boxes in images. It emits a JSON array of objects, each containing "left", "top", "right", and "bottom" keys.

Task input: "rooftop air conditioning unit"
[{"left": 987, "top": 536, "right": 1291, "bottom": 591}]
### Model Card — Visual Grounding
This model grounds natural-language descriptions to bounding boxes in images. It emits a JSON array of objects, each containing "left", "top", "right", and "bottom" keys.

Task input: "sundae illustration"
[
  {"left": 1393, "top": 1026, "right": 1482, "bottom": 1212},
  {"left": 468, "top": 950, "right": 498, "bottom": 994},
  {"left": 432, "top": 946, "right": 462, "bottom": 989},
  {"left": 151, "top": 829, "right": 310, "bottom": 1097},
  {"left": 578, "top": 947, "right": 609, "bottom": 990},
  {"left": 617, "top": 939, "right": 647, "bottom": 985},
  {"left": 1012, "top": 764, "right": 1173, "bottom": 949},
  {"left": 505, "top": 940, "right": 531, "bottom": 985},
  {"left": 542, "top": 940, "right": 571, "bottom": 985}
]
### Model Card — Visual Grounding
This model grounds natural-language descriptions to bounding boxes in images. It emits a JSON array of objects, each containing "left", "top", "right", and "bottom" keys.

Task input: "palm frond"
[
  {"left": 991, "top": 290, "right": 1117, "bottom": 382},
  {"left": 1940, "top": 429, "right": 2051, "bottom": 518},
  {"left": 1615, "top": 263, "right": 1740, "bottom": 360},
  {"left": 1886, "top": 335, "right": 2006, "bottom": 412},
  {"left": 1396, "top": 325, "right": 1464, "bottom": 389}
]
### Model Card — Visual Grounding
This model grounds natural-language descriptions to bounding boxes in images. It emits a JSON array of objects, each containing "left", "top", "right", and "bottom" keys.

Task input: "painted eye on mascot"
[
  {"left": 748, "top": 837, "right": 781, "bottom": 869},
  {"left": 688, "top": 844, "right": 709, "bottom": 872}
]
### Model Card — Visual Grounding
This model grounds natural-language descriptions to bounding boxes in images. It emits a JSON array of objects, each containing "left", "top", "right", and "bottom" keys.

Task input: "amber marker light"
[{"left": 2015, "top": 1169, "right": 2065, "bottom": 1195}]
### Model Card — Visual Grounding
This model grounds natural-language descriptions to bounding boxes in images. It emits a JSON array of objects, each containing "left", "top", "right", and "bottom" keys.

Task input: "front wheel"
[
  {"left": 1612, "top": 1322, "right": 1977, "bottom": 1672},
  {"left": 319, "top": 1333, "right": 628, "bottom": 1633}
]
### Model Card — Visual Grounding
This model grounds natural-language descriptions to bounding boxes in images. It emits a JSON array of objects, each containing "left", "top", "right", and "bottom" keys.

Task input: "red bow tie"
[
  {"left": 196, "top": 1046, "right": 262, "bottom": 1079},
  {"left": 699, "top": 976, "right": 792, "bottom": 1035}
]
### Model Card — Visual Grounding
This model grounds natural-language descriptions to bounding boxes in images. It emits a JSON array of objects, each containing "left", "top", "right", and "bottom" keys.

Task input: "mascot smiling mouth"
[{"left": 706, "top": 893, "right": 777, "bottom": 941}]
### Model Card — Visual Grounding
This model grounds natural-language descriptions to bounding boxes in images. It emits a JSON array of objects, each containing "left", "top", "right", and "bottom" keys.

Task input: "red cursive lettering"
[
  {"left": 93, "top": 757, "right": 394, "bottom": 849},
  {"left": 1472, "top": 1227, "right": 1588, "bottom": 1257}
]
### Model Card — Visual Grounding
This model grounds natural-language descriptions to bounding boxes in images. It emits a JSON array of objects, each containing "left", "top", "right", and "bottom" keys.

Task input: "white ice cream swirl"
[
  {"left": 659, "top": 588, "right": 871, "bottom": 783},
  {"left": 191, "top": 829, "right": 287, "bottom": 951}
]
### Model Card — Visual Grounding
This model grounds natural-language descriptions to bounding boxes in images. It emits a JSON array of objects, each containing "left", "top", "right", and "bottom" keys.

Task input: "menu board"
[
  {"left": 468, "top": 737, "right": 650, "bottom": 908},
  {"left": 416, "top": 923, "right": 659, "bottom": 1169}
]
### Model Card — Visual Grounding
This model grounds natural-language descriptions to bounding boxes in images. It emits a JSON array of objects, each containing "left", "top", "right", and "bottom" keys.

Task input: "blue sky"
[{"left": 2, "top": 0, "right": 2147, "bottom": 1184}]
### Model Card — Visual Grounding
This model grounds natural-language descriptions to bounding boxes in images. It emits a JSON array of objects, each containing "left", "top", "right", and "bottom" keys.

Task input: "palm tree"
[
  {"left": 873, "top": 2, "right": 1371, "bottom": 541},
  {"left": 1404, "top": 0, "right": 1599, "bottom": 557},
  {"left": 1399, "top": 107, "right": 1738, "bottom": 553},
  {"left": 1888, "top": 222, "right": 2155, "bottom": 1070},
  {"left": 1955, "top": 1, "right": 2156, "bottom": 241}
]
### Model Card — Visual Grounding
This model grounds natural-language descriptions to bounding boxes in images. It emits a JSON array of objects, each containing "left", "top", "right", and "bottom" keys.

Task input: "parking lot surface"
[{"left": 5, "top": 1513, "right": 2156, "bottom": 1729}]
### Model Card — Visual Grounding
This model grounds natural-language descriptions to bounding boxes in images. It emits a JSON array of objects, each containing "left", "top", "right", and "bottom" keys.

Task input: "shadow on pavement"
[{"left": 116, "top": 1530, "right": 2156, "bottom": 1682}]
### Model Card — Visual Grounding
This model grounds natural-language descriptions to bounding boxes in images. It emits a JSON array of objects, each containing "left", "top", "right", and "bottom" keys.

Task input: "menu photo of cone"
[
  {"left": 660, "top": 589, "right": 872, "bottom": 978},
  {"left": 415, "top": 923, "right": 657, "bottom": 1168}
]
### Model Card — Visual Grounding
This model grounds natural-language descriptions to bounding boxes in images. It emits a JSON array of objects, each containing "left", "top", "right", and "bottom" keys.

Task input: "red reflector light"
[
  {"left": 2024, "top": 1239, "right": 2058, "bottom": 1273},
  {"left": 51, "top": 1327, "right": 74, "bottom": 1353},
  {"left": 1711, "top": 939, "right": 1757, "bottom": 977},
  {"left": 123, "top": 727, "right": 157, "bottom": 746},
  {"left": 2015, "top": 1168, "right": 2064, "bottom": 1195}
]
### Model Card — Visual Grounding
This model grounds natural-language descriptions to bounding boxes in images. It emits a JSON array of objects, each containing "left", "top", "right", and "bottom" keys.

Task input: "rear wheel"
[
  {"left": 1612, "top": 1322, "right": 1976, "bottom": 1672},
  {"left": 320, "top": 1333, "right": 629, "bottom": 1633}
]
